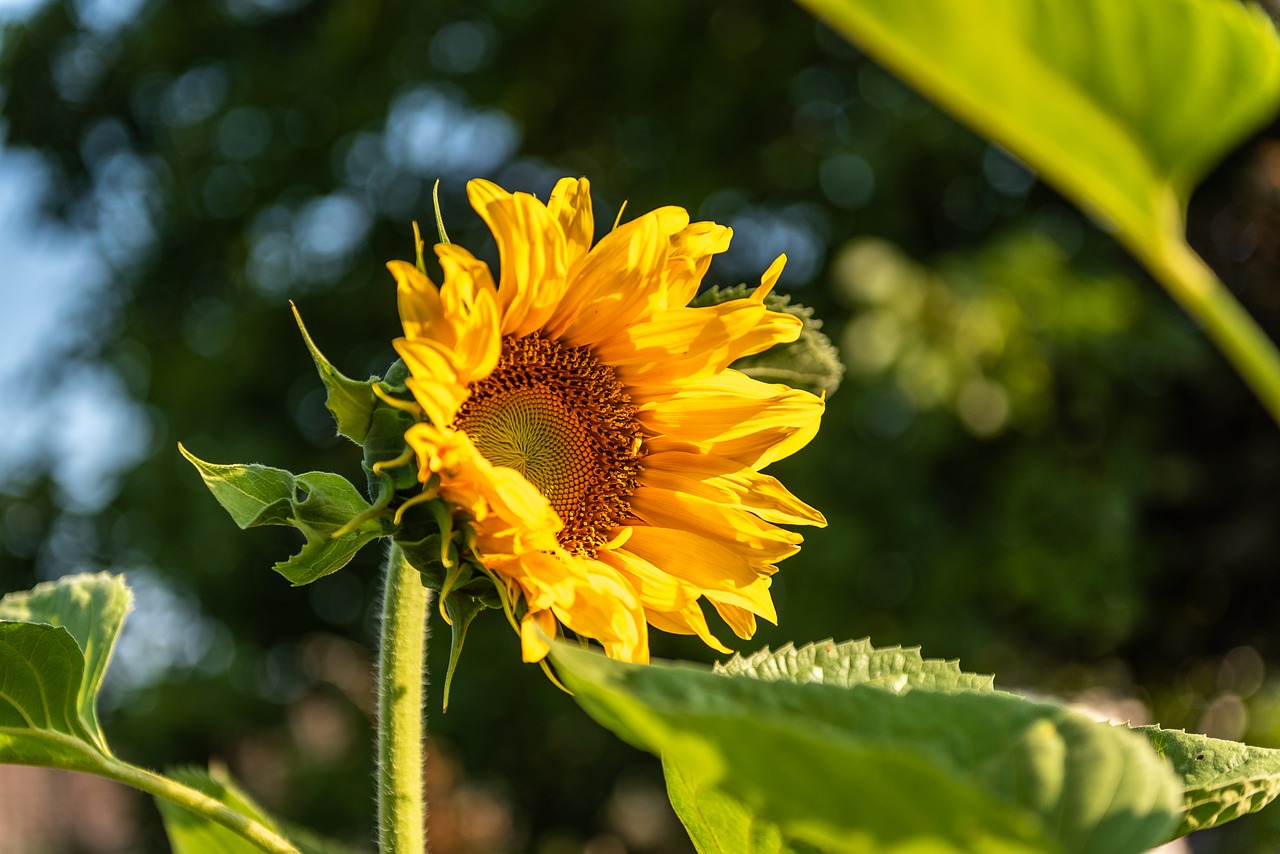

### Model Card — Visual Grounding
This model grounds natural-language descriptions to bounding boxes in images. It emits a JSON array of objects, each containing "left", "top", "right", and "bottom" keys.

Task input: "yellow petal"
[
  {"left": 396, "top": 341, "right": 468, "bottom": 427},
  {"left": 753, "top": 253, "right": 787, "bottom": 300},
  {"left": 548, "top": 206, "right": 689, "bottom": 345},
  {"left": 705, "top": 598, "right": 759, "bottom": 640},
  {"left": 449, "top": 282, "right": 501, "bottom": 384},
  {"left": 390, "top": 260, "right": 451, "bottom": 346},
  {"left": 520, "top": 609, "right": 557, "bottom": 662},
  {"left": 435, "top": 243, "right": 498, "bottom": 314},
  {"left": 466, "top": 178, "right": 568, "bottom": 338},
  {"left": 594, "top": 299, "right": 801, "bottom": 387},
  {"left": 703, "top": 575, "right": 777, "bottom": 626},
  {"left": 547, "top": 177, "right": 594, "bottom": 267},
  {"left": 644, "top": 601, "right": 733, "bottom": 654},
  {"left": 635, "top": 370, "right": 825, "bottom": 469},
  {"left": 628, "top": 486, "right": 802, "bottom": 567},
  {"left": 597, "top": 545, "right": 698, "bottom": 611},
  {"left": 622, "top": 526, "right": 757, "bottom": 590},
  {"left": 663, "top": 221, "right": 732, "bottom": 308},
  {"left": 639, "top": 451, "right": 826, "bottom": 527}
]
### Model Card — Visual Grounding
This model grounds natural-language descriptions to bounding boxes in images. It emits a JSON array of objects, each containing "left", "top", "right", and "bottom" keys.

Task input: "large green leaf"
[
  {"left": 0, "top": 572, "right": 131, "bottom": 751},
  {"left": 1136, "top": 725, "right": 1280, "bottom": 838},
  {"left": 0, "top": 573, "right": 131, "bottom": 766},
  {"left": 0, "top": 620, "right": 105, "bottom": 769},
  {"left": 690, "top": 639, "right": 991, "bottom": 852},
  {"left": 551, "top": 641, "right": 1180, "bottom": 854},
  {"left": 796, "top": 0, "right": 1280, "bottom": 249},
  {"left": 0, "top": 575, "right": 305, "bottom": 853},
  {"left": 796, "top": 0, "right": 1280, "bottom": 421}
]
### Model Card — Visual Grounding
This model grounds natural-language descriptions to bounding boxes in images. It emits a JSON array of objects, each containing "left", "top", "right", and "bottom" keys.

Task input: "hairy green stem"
[
  {"left": 377, "top": 543, "right": 430, "bottom": 854},
  {"left": 91, "top": 755, "right": 301, "bottom": 854},
  {"left": 1139, "top": 234, "right": 1280, "bottom": 427}
]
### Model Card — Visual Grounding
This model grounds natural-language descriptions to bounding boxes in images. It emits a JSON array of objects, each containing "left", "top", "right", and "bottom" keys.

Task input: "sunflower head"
[{"left": 391, "top": 177, "right": 827, "bottom": 665}]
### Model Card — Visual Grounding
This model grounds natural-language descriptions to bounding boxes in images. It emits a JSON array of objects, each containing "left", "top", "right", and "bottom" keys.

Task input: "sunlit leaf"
[
  {"left": 716, "top": 638, "right": 993, "bottom": 693},
  {"left": 1136, "top": 725, "right": 1280, "bottom": 838},
  {"left": 180, "top": 446, "right": 297, "bottom": 529},
  {"left": 551, "top": 641, "right": 1180, "bottom": 854},
  {"left": 0, "top": 572, "right": 131, "bottom": 751},
  {"left": 0, "top": 620, "right": 105, "bottom": 769},
  {"left": 795, "top": 0, "right": 1280, "bottom": 250}
]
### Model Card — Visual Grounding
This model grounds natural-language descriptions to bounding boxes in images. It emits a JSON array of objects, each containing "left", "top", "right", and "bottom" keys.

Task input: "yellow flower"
[{"left": 392, "top": 177, "right": 826, "bottom": 664}]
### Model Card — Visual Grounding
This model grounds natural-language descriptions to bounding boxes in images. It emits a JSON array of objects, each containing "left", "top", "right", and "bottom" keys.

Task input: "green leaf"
[
  {"left": 796, "top": 0, "right": 1280, "bottom": 425},
  {"left": 665, "top": 762, "right": 790, "bottom": 854},
  {"left": 796, "top": 0, "right": 1280, "bottom": 250},
  {"left": 0, "top": 621, "right": 105, "bottom": 769},
  {"left": 159, "top": 764, "right": 359, "bottom": 854},
  {"left": 181, "top": 445, "right": 387, "bottom": 584},
  {"left": 1135, "top": 725, "right": 1280, "bottom": 838},
  {"left": 551, "top": 641, "right": 1180, "bottom": 854},
  {"left": 292, "top": 471, "right": 381, "bottom": 536},
  {"left": 0, "top": 572, "right": 131, "bottom": 750},
  {"left": 292, "top": 304, "right": 378, "bottom": 445},
  {"left": 716, "top": 638, "right": 994, "bottom": 693},
  {"left": 180, "top": 445, "right": 297, "bottom": 529},
  {"left": 272, "top": 527, "right": 384, "bottom": 586}
]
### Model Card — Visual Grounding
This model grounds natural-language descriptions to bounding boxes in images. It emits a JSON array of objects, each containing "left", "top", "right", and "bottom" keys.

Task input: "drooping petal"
[
  {"left": 644, "top": 602, "right": 732, "bottom": 654},
  {"left": 622, "top": 526, "right": 759, "bottom": 591},
  {"left": 597, "top": 544, "right": 698, "bottom": 612},
  {"left": 663, "top": 221, "right": 732, "bottom": 308},
  {"left": 520, "top": 608, "right": 558, "bottom": 662},
  {"left": 551, "top": 556, "right": 648, "bottom": 663}
]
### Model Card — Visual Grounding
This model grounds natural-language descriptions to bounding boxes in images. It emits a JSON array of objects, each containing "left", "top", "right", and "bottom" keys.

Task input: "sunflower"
[{"left": 391, "top": 177, "right": 826, "bottom": 664}]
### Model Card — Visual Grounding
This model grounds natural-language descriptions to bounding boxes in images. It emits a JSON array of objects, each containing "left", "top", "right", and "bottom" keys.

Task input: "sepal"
[{"left": 292, "top": 304, "right": 378, "bottom": 445}]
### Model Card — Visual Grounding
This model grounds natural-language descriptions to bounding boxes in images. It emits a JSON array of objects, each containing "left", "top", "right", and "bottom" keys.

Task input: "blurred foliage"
[{"left": 2, "top": 0, "right": 1280, "bottom": 851}]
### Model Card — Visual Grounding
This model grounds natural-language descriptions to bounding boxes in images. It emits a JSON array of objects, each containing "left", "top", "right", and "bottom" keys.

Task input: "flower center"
[{"left": 452, "top": 335, "right": 642, "bottom": 554}]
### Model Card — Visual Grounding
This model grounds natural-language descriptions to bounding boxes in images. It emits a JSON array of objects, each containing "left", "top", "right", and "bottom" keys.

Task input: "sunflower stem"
[{"left": 377, "top": 542, "right": 430, "bottom": 854}]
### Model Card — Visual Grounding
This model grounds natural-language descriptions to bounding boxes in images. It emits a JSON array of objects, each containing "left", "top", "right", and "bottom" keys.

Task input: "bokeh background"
[{"left": 2, "top": 0, "right": 1280, "bottom": 851}]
